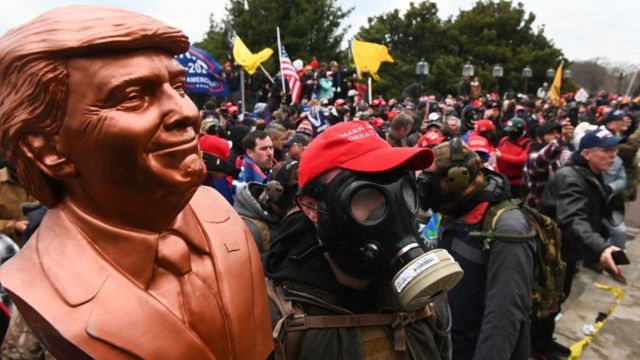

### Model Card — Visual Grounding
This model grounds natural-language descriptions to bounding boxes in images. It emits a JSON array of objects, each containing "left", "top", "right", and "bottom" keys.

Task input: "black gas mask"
[
  {"left": 307, "top": 169, "right": 463, "bottom": 310},
  {"left": 258, "top": 180, "right": 285, "bottom": 216},
  {"left": 418, "top": 171, "right": 445, "bottom": 212},
  {"left": 418, "top": 137, "right": 480, "bottom": 213}
]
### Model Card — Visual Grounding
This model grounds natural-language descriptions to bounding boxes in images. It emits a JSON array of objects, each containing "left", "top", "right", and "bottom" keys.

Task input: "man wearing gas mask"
[
  {"left": 264, "top": 121, "right": 462, "bottom": 359},
  {"left": 234, "top": 180, "right": 284, "bottom": 255},
  {"left": 418, "top": 138, "right": 535, "bottom": 360}
]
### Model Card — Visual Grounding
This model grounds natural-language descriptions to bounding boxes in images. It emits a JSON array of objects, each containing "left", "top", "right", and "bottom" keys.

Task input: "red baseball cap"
[
  {"left": 474, "top": 119, "right": 495, "bottom": 133},
  {"left": 417, "top": 132, "right": 446, "bottom": 148},
  {"left": 467, "top": 136, "right": 490, "bottom": 154},
  {"left": 298, "top": 121, "right": 433, "bottom": 187},
  {"left": 371, "top": 117, "right": 384, "bottom": 128},
  {"left": 199, "top": 134, "right": 230, "bottom": 160}
]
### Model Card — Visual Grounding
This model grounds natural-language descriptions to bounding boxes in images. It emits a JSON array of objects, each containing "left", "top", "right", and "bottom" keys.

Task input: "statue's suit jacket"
[{"left": 0, "top": 186, "right": 273, "bottom": 359}]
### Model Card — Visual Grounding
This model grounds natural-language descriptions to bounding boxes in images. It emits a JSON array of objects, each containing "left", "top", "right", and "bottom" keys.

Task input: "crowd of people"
[
  {"left": 0, "top": 6, "right": 639, "bottom": 358},
  {"left": 191, "top": 59, "right": 640, "bottom": 359}
]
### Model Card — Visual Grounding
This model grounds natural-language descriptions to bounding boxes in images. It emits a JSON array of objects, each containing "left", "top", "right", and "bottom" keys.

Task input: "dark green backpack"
[{"left": 469, "top": 198, "right": 566, "bottom": 319}]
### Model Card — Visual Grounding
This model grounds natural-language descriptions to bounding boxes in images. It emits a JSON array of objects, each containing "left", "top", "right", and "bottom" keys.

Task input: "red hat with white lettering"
[
  {"left": 467, "top": 135, "right": 491, "bottom": 154},
  {"left": 417, "top": 132, "right": 446, "bottom": 148},
  {"left": 298, "top": 121, "right": 433, "bottom": 187}
]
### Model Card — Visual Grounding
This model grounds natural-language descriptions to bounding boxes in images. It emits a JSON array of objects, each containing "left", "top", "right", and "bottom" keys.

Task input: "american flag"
[{"left": 280, "top": 46, "right": 301, "bottom": 104}]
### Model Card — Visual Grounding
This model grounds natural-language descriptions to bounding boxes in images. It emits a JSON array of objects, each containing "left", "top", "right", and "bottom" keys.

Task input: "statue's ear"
[{"left": 18, "top": 134, "right": 75, "bottom": 180}]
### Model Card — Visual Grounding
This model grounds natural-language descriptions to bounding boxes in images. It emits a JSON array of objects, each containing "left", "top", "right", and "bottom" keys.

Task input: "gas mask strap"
[{"left": 298, "top": 202, "right": 329, "bottom": 215}]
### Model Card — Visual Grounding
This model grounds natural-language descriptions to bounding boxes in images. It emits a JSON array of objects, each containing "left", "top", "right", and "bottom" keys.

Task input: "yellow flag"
[
  {"left": 549, "top": 62, "right": 563, "bottom": 102},
  {"left": 351, "top": 39, "right": 394, "bottom": 81},
  {"left": 232, "top": 35, "right": 273, "bottom": 75}
]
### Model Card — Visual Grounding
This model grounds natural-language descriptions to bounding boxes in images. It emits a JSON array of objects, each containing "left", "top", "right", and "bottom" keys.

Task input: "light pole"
[
  {"left": 463, "top": 63, "right": 475, "bottom": 77},
  {"left": 546, "top": 68, "right": 555, "bottom": 80},
  {"left": 617, "top": 72, "right": 623, "bottom": 95},
  {"left": 460, "top": 63, "right": 475, "bottom": 98},
  {"left": 416, "top": 58, "right": 429, "bottom": 90},
  {"left": 522, "top": 66, "right": 532, "bottom": 94},
  {"left": 492, "top": 64, "right": 503, "bottom": 93},
  {"left": 563, "top": 69, "right": 572, "bottom": 92}
]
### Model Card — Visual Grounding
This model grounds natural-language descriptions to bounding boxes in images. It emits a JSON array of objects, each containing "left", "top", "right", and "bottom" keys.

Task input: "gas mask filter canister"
[{"left": 392, "top": 247, "right": 463, "bottom": 310}]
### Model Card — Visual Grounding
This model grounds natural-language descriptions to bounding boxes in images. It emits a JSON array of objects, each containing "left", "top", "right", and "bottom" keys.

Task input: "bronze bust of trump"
[{"left": 0, "top": 6, "right": 272, "bottom": 359}]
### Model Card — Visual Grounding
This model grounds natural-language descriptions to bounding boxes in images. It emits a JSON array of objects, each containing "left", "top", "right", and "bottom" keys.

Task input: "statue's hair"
[{"left": 0, "top": 6, "right": 189, "bottom": 207}]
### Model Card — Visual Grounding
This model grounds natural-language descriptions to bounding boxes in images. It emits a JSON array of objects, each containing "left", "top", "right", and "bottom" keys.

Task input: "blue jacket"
[
  {"left": 236, "top": 156, "right": 271, "bottom": 185},
  {"left": 203, "top": 175, "right": 234, "bottom": 205}
]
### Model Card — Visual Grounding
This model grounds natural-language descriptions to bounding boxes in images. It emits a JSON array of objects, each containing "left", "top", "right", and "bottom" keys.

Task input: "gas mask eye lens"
[{"left": 350, "top": 187, "right": 386, "bottom": 223}]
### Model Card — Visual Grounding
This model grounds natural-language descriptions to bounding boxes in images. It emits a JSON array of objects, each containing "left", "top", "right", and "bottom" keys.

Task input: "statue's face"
[{"left": 58, "top": 49, "right": 204, "bottom": 210}]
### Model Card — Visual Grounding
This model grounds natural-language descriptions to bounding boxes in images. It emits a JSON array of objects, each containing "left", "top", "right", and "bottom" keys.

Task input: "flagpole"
[
  {"left": 276, "top": 27, "right": 287, "bottom": 104},
  {"left": 625, "top": 67, "right": 638, "bottom": 97},
  {"left": 349, "top": 38, "right": 357, "bottom": 79},
  {"left": 348, "top": 38, "right": 354, "bottom": 72},
  {"left": 368, "top": 75, "right": 372, "bottom": 104},
  {"left": 259, "top": 64, "right": 275, "bottom": 84},
  {"left": 240, "top": 69, "right": 246, "bottom": 114}
]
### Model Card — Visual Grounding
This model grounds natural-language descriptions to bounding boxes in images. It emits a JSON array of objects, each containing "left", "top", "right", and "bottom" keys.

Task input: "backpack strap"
[
  {"left": 266, "top": 279, "right": 435, "bottom": 358},
  {"left": 266, "top": 279, "right": 304, "bottom": 360},
  {"left": 469, "top": 198, "right": 536, "bottom": 251},
  {"left": 240, "top": 216, "right": 272, "bottom": 252}
]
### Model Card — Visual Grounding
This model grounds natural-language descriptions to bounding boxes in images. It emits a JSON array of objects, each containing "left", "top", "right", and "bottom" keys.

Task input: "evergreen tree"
[
  {"left": 446, "top": 0, "right": 563, "bottom": 96},
  {"left": 197, "top": 15, "right": 231, "bottom": 64},
  {"left": 194, "top": 0, "right": 353, "bottom": 109},
  {"left": 357, "top": 2, "right": 446, "bottom": 97},
  {"left": 202, "top": 0, "right": 354, "bottom": 65},
  {"left": 357, "top": 0, "right": 564, "bottom": 98}
]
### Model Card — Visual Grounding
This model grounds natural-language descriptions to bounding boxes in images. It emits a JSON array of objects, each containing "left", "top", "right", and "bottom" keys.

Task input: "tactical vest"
[{"left": 266, "top": 279, "right": 436, "bottom": 360}]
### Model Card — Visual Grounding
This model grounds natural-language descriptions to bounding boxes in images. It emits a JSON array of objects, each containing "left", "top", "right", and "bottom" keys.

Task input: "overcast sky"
[{"left": 1, "top": 0, "right": 638, "bottom": 66}]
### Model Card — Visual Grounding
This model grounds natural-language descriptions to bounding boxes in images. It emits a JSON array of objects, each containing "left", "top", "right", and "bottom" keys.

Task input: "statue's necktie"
[{"left": 156, "top": 232, "right": 230, "bottom": 357}]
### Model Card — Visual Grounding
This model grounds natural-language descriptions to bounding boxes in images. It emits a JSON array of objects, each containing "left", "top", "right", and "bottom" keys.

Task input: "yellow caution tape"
[{"left": 568, "top": 282, "right": 624, "bottom": 359}]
